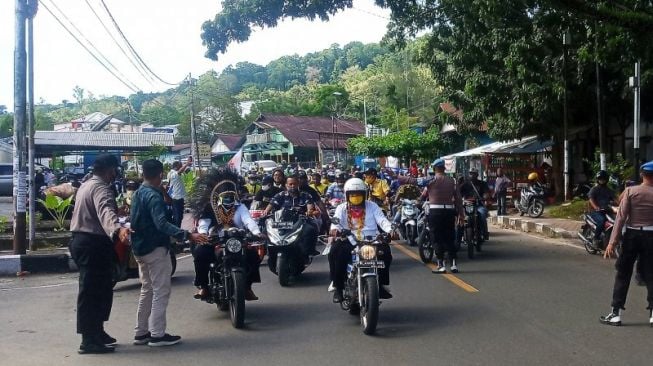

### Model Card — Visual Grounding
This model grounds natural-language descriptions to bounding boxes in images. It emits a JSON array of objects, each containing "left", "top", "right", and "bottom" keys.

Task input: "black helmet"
[
  {"left": 596, "top": 170, "right": 609, "bottom": 181},
  {"left": 261, "top": 175, "right": 273, "bottom": 185}
]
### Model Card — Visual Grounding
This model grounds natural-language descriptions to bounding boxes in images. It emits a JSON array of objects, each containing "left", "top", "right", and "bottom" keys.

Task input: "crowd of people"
[{"left": 67, "top": 153, "right": 653, "bottom": 354}]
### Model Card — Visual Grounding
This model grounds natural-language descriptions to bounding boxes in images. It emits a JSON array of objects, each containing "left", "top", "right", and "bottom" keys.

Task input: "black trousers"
[
  {"left": 299, "top": 220, "right": 319, "bottom": 256},
  {"left": 193, "top": 244, "right": 262, "bottom": 290},
  {"left": 428, "top": 208, "right": 457, "bottom": 261},
  {"left": 171, "top": 198, "right": 184, "bottom": 227},
  {"left": 328, "top": 238, "right": 392, "bottom": 290},
  {"left": 611, "top": 229, "right": 653, "bottom": 310},
  {"left": 69, "top": 232, "right": 114, "bottom": 336}
]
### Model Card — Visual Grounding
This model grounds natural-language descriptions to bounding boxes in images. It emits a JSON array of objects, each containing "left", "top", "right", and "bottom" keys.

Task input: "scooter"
[
  {"left": 515, "top": 185, "right": 545, "bottom": 218},
  {"left": 264, "top": 208, "right": 314, "bottom": 286},
  {"left": 398, "top": 199, "right": 420, "bottom": 247}
]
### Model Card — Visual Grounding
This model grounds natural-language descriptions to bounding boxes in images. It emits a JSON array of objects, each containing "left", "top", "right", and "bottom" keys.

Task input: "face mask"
[
  {"left": 348, "top": 194, "right": 364, "bottom": 206},
  {"left": 337, "top": 182, "right": 344, "bottom": 188},
  {"left": 261, "top": 185, "right": 270, "bottom": 191},
  {"left": 288, "top": 187, "right": 299, "bottom": 194}
]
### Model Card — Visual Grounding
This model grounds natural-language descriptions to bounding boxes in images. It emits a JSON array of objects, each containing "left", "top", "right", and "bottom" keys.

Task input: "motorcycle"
[
  {"left": 515, "top": 185, "right": 545, "bottom": 218},
  {"left": 112, "top": 217, "right": 177, "bottom": 288},
  {"left": 197, "top": 220, "right": 264, "bottom": 329},
  {"left": 332, "top": 220, "right": 389, "bottom": 335},
  {"left": 398, "top": 199, "right": 420, "bottom": 247},
  {"left": 265, "top": 208, "right": 313, "bottom": 286},
  {"left": 325, "top": 198, "right": 343, "bottom": 219},
  {"left": 577, "top": 209, "right": 616, "bottom": 255},
  {"left": 417, "top": 202, "right": 433, "bottom": 263},
  {"left": 462, "top": 199, "right": 484, "bottom": 259}
]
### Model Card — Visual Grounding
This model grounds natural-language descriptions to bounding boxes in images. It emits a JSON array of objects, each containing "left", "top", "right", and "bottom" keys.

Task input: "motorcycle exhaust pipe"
[{"left": 577, "top": 231, "right": 591, "bottom": 245}]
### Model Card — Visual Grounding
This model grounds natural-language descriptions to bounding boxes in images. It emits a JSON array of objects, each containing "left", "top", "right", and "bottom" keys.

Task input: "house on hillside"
[
  {"left": 52, "top": 112, "right": 163, "bottom": 133},
  {"left": 211, "top": 133, "right": 245, "bottom": 163},
  {"left": 242, "top": 114, "right": 365, "bottom": 164}
]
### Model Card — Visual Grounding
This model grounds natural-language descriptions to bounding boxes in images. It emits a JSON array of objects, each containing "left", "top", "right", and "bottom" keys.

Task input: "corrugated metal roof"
[
  {"left": 214, "top": 133, "right": 244, "bottom": 151},
  {"left": 35, "top": 131, "right": 175, "bottom": 148},
  {"left": 254, "top": 114, "right": 364, "bottom": 148},
  {"left": 71, "top": 112, "right": 126, "bottom": 125}
]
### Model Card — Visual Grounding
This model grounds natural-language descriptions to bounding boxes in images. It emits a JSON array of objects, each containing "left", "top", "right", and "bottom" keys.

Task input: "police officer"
[
  {"left": 600, "top": 161, "right": 653, "bottom": 326},
  {"left": 399, "top": 158, "right": 462, "bottom": 273}
]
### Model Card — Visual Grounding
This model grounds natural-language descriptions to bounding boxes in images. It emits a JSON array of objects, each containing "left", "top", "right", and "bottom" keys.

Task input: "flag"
[{"left": 228, "top": 148, "right": 243, "bottom": 172}]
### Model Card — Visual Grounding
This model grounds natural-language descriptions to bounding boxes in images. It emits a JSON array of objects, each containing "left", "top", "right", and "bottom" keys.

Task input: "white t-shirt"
[
  {"left": 330, "top": 201, "right": 393, "bottom": 239},
  {"left": 167, "top": 169, "right": 186, "bottom": 200}
]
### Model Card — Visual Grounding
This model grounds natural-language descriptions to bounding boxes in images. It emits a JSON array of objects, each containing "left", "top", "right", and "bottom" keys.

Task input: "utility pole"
[
  {"left": 188, "top": 74, "right": 200, "bottom": 171},
  {"left": 13, "top": 0, "right": 28, "bottom": 254},
  {"left": 629, "top": 61, "right": 641, "bottom": 180},
  {"left": 594, "top": 22, "right": 606, "bottom": 171},
  {"left": 562, "top": 31, "right": 571, "bottom": 201},
  {"left": 27, "top": 0, "right": 37, "bottom": 251}
]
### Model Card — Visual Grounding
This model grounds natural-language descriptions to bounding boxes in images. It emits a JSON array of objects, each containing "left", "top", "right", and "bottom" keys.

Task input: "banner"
[{"left": 228, "top": 148, "right": 243, "bottom": 172}]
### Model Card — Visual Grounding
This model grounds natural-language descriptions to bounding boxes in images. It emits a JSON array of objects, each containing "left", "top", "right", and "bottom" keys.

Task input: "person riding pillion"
[
  {"left": 329, "top": 178, "right": 394, "bottom": 303},
  {"left": 189, "top": 168, "right": 265, "bottom": 301}
]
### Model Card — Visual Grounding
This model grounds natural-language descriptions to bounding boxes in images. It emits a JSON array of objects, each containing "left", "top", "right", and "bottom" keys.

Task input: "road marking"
[
  {"left": 0, "top": 281, "right": 77, "bottom": 291},
  {"left": 178, "top": 254, "right": 192, "bottom": 260},
  {"left": 392, "top": 242, "right": 479, "bottom": 293}
]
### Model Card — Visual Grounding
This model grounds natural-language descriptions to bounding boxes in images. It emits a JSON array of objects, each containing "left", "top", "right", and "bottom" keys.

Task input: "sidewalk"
[{"left": 489, "top": 213, "right": 583, "bottom": 240}]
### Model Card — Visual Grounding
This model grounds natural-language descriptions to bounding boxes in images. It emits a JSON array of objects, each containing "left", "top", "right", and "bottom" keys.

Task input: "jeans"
[
  {"left": 610, "top": 230, "right": 653, "bottom": 310},
  {"left": 496, "top": 192, "right": 508, "bottom": 215},
  {"left": 477, "top": 206, "right": 489, "bottom": 237},
  {"left": 589, "top": 211, "right": 607, "bottom": 240},
  {"left": 135, "top": 247, "right": 173, "bottom": 338},
  {"left": 171, "top": 198, "right": 184, "bottom": 227},
  {"left": 328, "top": 238, "right": 392, "bottom": 290},
  {"left": 193, "top": 244, "right": 262, "bottom": 290},
  {"left": 69, "top": 233, "right": 114, "bottom": 336}
]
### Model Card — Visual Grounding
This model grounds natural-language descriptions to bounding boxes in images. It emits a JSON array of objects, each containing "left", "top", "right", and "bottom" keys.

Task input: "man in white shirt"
[
  {"left": 167, "top": 157, "right": 192, "bottom": 226},
  {"left": 329, "top": 178, "right": 394, "bottom": 303}
]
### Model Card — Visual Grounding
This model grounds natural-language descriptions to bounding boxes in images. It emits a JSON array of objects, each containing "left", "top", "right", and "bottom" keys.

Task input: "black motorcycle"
[
  {"left": 463, "top": 199, "right": 483, "bottom": 259},
  {"left": 201, "top": 225, "right": 260, "bottom": 329},
  {"left": 333, "top": 223, "right": 389, "bottom": 335},
  {"left": 264, "top": 208, "right": 313, "bottom": 286},
  {"left": 417, "top": 203, "right": 434, "bottom": 263}
]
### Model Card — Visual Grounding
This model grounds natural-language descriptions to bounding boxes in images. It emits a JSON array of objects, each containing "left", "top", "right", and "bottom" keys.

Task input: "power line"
[
  {"left": 40, "top": 0, "right": 141, "bottom": 93},
  {"left": 352, "top": 6, "right": 391, "bottom": 20},
  {"left": 84, "top": 0, "right": 157, "bottom": 87},
  {"left": 99, "top": 0, "right": 179, "bottom": 86}
]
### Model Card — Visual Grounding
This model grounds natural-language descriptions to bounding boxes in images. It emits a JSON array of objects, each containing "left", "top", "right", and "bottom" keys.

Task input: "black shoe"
[
  {"left": 333, "top": 289, "right": 343, "bottom": 303},
  {"left": 133, "top": 332, "right": 151, "bottom": 346},
  {"left": 599, "top": 308, "right": 622, "bottom": 326},
  {"left": 635, "top": 273, "right": 646, "bottom": 287},
  {"left": 379, "top": 286, "right": 393, "bottom": 299},
  {"left": 484, "top": 233, "right": 489, "bottom": 241},
  {"left": 99, "top": 331, "right": 117, "bottom": 346},
  {"left": 78, "top": 342, "right": 115, "bottom": 354},
  {"left": 148, "top": 333, "right": 181, "bottom": 347}
]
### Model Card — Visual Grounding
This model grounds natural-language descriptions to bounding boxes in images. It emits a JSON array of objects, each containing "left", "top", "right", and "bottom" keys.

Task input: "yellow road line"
[{"left": 392, "top": 242, "right": 479, "bottom": 293}]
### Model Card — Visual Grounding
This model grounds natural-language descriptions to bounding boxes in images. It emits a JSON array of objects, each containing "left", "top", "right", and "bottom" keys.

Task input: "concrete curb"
[
  {"left": 0, "top": 252, "right": 74, "bottom": 276},
  {"left": 489, "top": 216, "right": 576, "bottom": 240}
]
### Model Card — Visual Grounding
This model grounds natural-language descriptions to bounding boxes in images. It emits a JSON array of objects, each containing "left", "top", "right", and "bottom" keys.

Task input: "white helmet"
[{"left": 344, "top": 178, "right": 367, "bottom": 194}]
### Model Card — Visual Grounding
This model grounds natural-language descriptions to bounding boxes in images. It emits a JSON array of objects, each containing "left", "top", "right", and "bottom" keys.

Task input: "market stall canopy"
[{"left": 443, "top": 136, "right": 552, "bottom": 158}]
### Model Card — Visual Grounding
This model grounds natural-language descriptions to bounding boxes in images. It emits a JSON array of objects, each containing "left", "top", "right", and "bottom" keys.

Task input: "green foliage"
[
  {"left": 584, "top": 149, "right": 634, "bottom": 191},
  {"left": 0, "top": 216, "right": 8, "bottom": 233},
  {"left": 0, "top": 114, "right": 12, "bottom": 137},
  {"left": 548, "top": 197, "right": 587, "bottom": 221},
  {"left": 182, "top": 170, "right": 198, "bottom": 197},
  {"left": 139, "top": 144, "right": 169, "bottom": 161},
  {"left": 348, "top": 127, "right": 447, "bottom": 160},
  {"left": 37, "top": 194, "right": 73, "bottom": 231}
]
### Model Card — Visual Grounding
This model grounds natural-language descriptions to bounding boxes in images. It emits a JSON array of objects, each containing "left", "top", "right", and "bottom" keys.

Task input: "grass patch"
[{"left": 547, "top": 198, "right": 587, "bottom": 221}]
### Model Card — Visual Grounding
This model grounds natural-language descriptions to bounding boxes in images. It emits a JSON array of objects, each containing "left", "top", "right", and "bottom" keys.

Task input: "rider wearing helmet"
[
  {"left": 252, "top": 175, "right": 282, "bottom": 210},
  {"left": 245, "top": 173, "right": 262, "bottom": 195},
  {"left": 588, "top": 170, "right": 615, "bottom": 244},
  {"left": 190, "top": 168, "right": 265, "bottom": 301},
  {"left": 326, "top": 172, "right": 347, "bottom": 200},
  {"left": 310, "top": 172, "right": 329, "bottom": 196},
  {"left": 460, "top": 168, "right": 491, "bottom": 241},
  {"left": 364, "top": 168, "right": 390, "bottom": 208},
  {"left": 329, "top": 178, "right": 394, "bottom": 303}
]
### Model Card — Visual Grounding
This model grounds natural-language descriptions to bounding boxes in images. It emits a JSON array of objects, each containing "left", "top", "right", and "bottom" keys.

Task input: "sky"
[{"left": 0, "top": 0, "right": 390, "bottom": 109}]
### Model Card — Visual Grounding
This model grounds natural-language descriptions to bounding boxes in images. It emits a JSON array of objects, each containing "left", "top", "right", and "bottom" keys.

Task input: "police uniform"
[
  {"left": 600, "top": 161, "right": 653, "bottom": 326},
  {"left": 399, "top": 158, "right": 462, "bottom": 272}
]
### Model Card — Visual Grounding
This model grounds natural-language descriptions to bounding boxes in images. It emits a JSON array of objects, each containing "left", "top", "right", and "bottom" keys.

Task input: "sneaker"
[
  {"left": 100, "top": 330, "right": 117, "bottom": 346},
  {"left": 78, "top": 342, "right": 115, "bottom": 354},
  {"left": 379, "top": 285, "right": 393, "bottom": 299},
  {"left": 450, "top": 259, "right": 459, "bottom": 274},
  {"left": 432, "top": 260, "right": 446, "bottom": 274},
  {"left": 133, "top": 332, "right": 151, "bottom": 345},
  {"left": 599, "top": 308, "right": 621, "bottom": 326},
  {"left": 327, "top": 281, "right": 336, "bottom": 292},
  {"left": 148, "top": 333, "right": 181, "bottom": 347},
  {"left": 333, "top": 289, "right": 344, "bottom": 303},
  {"left": 649, "top": 310, "right": 653, "bottom": 327}
]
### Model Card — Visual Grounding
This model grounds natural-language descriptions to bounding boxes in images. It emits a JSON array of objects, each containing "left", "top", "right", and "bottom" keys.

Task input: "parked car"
[
  {"left": 254, "top": 160, "right": 278, "bottom": 173},
  {"left": 0, "top": 163, "right": 12, "bottom": 196}
]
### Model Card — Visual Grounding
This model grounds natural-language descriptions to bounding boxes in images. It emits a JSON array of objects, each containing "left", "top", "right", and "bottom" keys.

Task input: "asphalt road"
[{"left": 1, "top": 229, "right": 653, "bottom": 366}]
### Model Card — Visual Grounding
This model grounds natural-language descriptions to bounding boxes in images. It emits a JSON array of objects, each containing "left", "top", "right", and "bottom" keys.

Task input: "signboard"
[{"left": 197, "top": 144, "right": 212, "bottom": 160}]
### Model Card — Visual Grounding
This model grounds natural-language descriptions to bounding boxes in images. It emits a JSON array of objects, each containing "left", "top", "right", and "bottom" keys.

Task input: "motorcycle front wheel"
[
  {"left": 581, "top": 225, "right": 598, "bottom": 255},
  {"left": 465, "top": 225, "right": 475, "bottom": 259},
  {"left": 361, "top": 276, "right": 379, "bottom": 335},
  {"left": 230, "top": 270, "right": 246, "bottom": 329},
  {"left": 418, "top": 231, "right": 434, "bottom": 264},
  {"left": 277, "top": 254, "right": 290, "bottom": 287},
  {"left": 528, "top": 200, "right": 544, "bottom": 218}
]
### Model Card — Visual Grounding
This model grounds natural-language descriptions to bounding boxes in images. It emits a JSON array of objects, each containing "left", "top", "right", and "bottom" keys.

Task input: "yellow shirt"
[
  {"left": 310, "top": 182, "right": 329, "bottom": 196},
  {"left": 367, "top": 179, "right": 390, "bottom": 202}
]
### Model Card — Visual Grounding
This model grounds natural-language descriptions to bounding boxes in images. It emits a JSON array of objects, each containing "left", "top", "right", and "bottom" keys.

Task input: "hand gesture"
[{"left": 604, "top": 242, "right": 616, "bottom": 259}]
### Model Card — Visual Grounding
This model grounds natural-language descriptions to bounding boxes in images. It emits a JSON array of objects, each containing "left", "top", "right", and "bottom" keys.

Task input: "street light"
[
  {"left": 629, "top": 61, "right": 641, "bottom": 180},
  {"left": 562, "top": 30, "right": 571, "bottom": 201}
]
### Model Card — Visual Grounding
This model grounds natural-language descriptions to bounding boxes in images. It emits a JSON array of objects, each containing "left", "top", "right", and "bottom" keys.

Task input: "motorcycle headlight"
[
  {"left": 465, "top": 205, "right": 475, "bottom": 214},
  {"left": 225, "top": 238, "right": 242, "bottom": 253},
  {"left": 360, "top": 245, "right": 376, "bottom": 260}
]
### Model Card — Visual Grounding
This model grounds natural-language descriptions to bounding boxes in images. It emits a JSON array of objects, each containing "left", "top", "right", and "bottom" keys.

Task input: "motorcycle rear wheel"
[
  {"left": 361, "top": 276, "right": 379, "bottom": 335},
  {"left": 277, "top": 255, "right": 290, "bottom": 287},
  {"left": 230, "top": 271, "right": 246, "bottom": 329},
  {"left": 528, "top": 200, "right": 544, "bottom": 218},
  {"left": 581, "top": 225, "right": 598, "bottom": 255}
]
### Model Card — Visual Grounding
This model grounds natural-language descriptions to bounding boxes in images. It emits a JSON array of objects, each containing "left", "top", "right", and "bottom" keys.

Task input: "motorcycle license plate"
[
  {"left": 358, "top": 260, "right": 385, "bottom": 268},
  {"left": 272, "top": 222, "right": 293, "bottom": 229}
]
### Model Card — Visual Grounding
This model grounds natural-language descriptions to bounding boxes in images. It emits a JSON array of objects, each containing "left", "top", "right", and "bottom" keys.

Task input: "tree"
[{"left": 0, "top": 114, "right": 12, "bottom": 137}]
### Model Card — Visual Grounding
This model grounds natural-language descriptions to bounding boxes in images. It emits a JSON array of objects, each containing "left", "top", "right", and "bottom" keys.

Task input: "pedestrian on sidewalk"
[
  {"left": 130, "top": 159, "right": 208, "bottom": 347},
  {"left": 69, "top": 154, "right": 130, "bottom": 354},
  {"left": 600, "top": 161, "right": 653, "bottom": 326},
  {"left": 493, "top": 168, "right": 511, "bottom": 216},
  {"left": 167, "top": 157, "right": 192, "bottom": 227}
]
